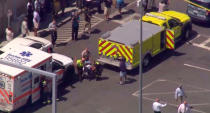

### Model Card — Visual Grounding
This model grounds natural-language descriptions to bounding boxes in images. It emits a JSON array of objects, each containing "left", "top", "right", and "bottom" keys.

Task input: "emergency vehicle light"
[{"left": 145, "top": 13, "right": 166, "bottom": 20}]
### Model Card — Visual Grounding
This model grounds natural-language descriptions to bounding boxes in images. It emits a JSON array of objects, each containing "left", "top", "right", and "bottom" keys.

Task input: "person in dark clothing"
[
  {"left": 77, "top": 0, "right": 85, "bottom": 10},
  {"left": 85, "top": 0, "right": 92, "bottom": 10},
  {"left": 27, "top": 0, "right": 34, "bottom": 31},
  {"left": 60, "top": 0, "right": 66, "bottom": 15},
  {"left": 72, "top": 12, "right": 80, "bottom": 40},
  {"left": 119, "top": 57, "right": 127, "bottom": 85},
  {"left": 96, "top": 0, "right": 103, "bottom": 14},
  {"left": 45, "top": 0, "right": 53, "bottom": 13},
  {"left": 84, "top": 9, "right": 91, "bottom": 34},
  {"left": 104, "top": 0, "right": 112, "bottom": 20},
  {"left": 48, "top": 18, "right": 57, "bottom": 47}
]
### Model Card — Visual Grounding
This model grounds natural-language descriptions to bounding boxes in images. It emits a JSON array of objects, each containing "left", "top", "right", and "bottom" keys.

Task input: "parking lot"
[{"left": 133, "top": 78, "right": 210, "bottom": 113}]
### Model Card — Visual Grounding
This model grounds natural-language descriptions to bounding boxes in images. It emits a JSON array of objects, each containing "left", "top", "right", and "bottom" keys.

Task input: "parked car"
[
  {"left": 185, "top": 0, "right": 210, "bottom": 22},
  {"left": 51, "top": 53, "right": 75, "bottom": 84},
  {"left": 0, "top": 36, "right": 53, "bottom": 53}
]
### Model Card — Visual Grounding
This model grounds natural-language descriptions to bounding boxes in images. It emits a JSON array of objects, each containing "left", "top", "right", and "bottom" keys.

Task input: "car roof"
[
  {"left": 25, "top": 36, "right": 51, "bottom": 45},
  {"left": 0, "top": 45, "right": 52, "bottom": 77},
  {"left": 0, "top": 37, "right": 52, "bottom": 52},
  {"left": 51, "top": 53, "right": 73, "bottom": 66},
  {"left": 103, "top": 20, "right": 163, "bottom": 46}
]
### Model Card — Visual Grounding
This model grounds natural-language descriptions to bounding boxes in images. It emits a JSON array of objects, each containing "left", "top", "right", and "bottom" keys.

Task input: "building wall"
[{"left": 0, "top": 0, "right": 27, "bottom": 42}]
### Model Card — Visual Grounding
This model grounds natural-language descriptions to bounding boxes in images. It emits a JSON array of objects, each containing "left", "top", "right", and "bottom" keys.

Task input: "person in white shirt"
[
  {"left": 175, "top": 85, "right": 187, "bottom": 104},
  {"left": 21, "top": 17, "right": 29, "bottom": 37},
  {"left": 152, "top": 98, "right": 167, "bottom": 113},
  {"left": 33, "top": 9, "right": 40, "bottom": 36},
  {"left": 178, "top": 101, "right": 193, "bottom": 113},
  {"left": 5, "top": 26, "right": 14, "bottom": 41}
]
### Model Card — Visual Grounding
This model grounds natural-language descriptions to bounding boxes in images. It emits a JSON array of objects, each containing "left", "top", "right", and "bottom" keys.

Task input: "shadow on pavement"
[
  {"left": 124, "top": 77, "right": 137, "bottom": 84},
  {"left": 91, "top": 28, "right": 101, "bottom": 34},
  {"left": 192, "top": 20, "right": 210, "bottom": 28},
  {"left": 96, "top": 76, "right": 109, "bottom": 81},
  {"left": 111, "top": 9, "right": 135, "bottom": 20}
]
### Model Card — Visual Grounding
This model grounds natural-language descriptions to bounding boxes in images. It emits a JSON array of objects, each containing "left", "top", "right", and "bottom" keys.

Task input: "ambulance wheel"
[{"left": 143, "top": 54, "right": 151, "bottom": 68}]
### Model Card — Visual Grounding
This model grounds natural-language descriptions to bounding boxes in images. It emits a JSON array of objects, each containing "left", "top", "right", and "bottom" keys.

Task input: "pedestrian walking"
[
  {"left": 34, "top": 0, "right": 41, "bottom": 14},
  {"left": 76, "top": 0, "right": 85, "bottom": 11},
  {"left": 40, "top": 0, "right": 45, "bottom": 20},
  {"left": 175, "top": 85, "right": 187, "bottom": 104},
  {"left": 85, "top": 0, "right": 92, "bottom": 10},
  {"left": 48, "top": 18, "right": 57, "bottom": 47},
  {"left": 96, "top": 0, "right": 103, "bottom": 14},
  {"left": 33, "top": 9, "right": 40, "bottom": 36},
  {"left": 112, "top": 0, "right": 116, "bottom": 8},
  {"left": 81, "top": 48, "right": 91, "bottom": 60},
  {"left": 158, "top": 0, "right": 169, "bottom": 12},
  {"left": 60, "top": 0, "right": 66, "bottom": 16},
  {"left": 104, "top": 0, "right": 112, "bottom": 21},
  {"left": 119, "top": 57, "right": 126, "bottom": 85},
  {"left": 152, "top": 98, "right": 167, "bottom": 113},
  {"left": 21, "top": 17, "right": 29, "bottom": 37},
  {"left": 116, "top": 0, "right": 124, "bottom": 15},
  {"left": 147, "top": 0, "right": 155, "bottom": 10},
  {"left": 71, "top": 11, "right": 80, "bottom": 40},
  {"left": 84, "top": 9, "right": 91, "bottom": 34},
  {"left": 178, "top": 101, "right": 193, "bottom": 113},
  {"left": 27, "top": 0, "right": 34, "bottom": 31},
  {"left": 5, "top": 26, "right": 14, "bottom": 41}
]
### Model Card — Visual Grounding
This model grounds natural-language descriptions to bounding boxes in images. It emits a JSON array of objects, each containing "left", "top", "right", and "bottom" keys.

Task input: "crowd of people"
[{"left": 152, "top": 85, "right": 193, "bottom": 113}]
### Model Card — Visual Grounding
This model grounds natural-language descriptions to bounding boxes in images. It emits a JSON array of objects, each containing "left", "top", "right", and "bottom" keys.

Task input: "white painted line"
[
  {"left": 132, "top": 90, "right": 139, "bottom": 97},
  {"left": 143, "top": 97, "right": 207, "bottom": 113},
  {"left": 188, "top": 34, "right": 200, "bottom": 43},
  {"left": 184, "top": 63, "right": 210, "bottom": 72},
  {"left": 200, "top": 38, "right": 210, "bottom": 46},
  {"left": 191, "top": 103, "right": 210, "bottom": 106},
  {"left": 143, "top": 90, "right": 210, "bottom": 96},
  {"left": 166, "top": 79, "right": 210, "bottom": 92},
  {"left": 156, "top": 79, "right": 167, "bottom": 82},
  {"left": 132, "top": 79, "right": 159, "bottom": 97},
  {"left": 143, "top": 80, "right": 159, "bottom": 90}
]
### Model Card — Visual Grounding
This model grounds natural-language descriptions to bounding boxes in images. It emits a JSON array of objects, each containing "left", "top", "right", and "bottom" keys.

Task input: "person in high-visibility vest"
[
  {"left": 77, "top": 59, "right": 84, "bottom": 81},
  {"left": 93, "top": 61, "right": 103, "bottom": 81},
  {"left": 40, "top": 77, "right": 48, "bottom": 104}
]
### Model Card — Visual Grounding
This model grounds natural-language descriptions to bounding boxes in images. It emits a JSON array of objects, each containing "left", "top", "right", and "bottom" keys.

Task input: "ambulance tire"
[{"left": 143, "top": 54, "right": 151, "bottom": 68}]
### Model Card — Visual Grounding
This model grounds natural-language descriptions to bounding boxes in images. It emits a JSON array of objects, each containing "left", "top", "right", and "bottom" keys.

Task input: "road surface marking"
[
  {"left": 164, "top": 79, "right": 210, "bottom": 92},
  {"left": 143, "top": 90, "right": 210, "bottom": 96},
  {"left": 190, "top": 103, "right": 210, "bottom": 106},
  {"left": 200, "top": 38, "right": 210, "bottom": 46},
  {"left": 188, "top": 34, "right": 200, "bottom": 43},
  {"left": 132, "top": 80, "right": 159, "bottom": 96},
  {"left": 132, "top": 79, "right": 165, "bottom": 96},
  {"left": 187, "top": 34, "right": 210, "bottom": 51},
  {"left": 143, "top": 97, "right": 207, "bottom": 113},
  {"left": 184, "top": 63, "right": 210, "bottom": 72}
]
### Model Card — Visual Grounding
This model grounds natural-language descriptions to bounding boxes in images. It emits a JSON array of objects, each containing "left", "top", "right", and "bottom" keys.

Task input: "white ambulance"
[{"left": 0, "top": 45, "right": 73, "bottom": 112}]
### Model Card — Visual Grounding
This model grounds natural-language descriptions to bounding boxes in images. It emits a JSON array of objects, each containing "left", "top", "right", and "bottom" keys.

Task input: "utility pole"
[{"left": 139, "top": 0, "right": 143, "bottom": 113}]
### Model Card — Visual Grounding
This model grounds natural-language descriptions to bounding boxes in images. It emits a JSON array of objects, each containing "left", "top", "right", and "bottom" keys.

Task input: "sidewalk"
[{"left": 0, "top": 4, "right": 78, "bottom": 47}]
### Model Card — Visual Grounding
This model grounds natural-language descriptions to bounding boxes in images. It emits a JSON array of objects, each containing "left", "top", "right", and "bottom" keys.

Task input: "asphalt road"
[{"left": 11, "top": 0, "right": 210, "bottom": 113}]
